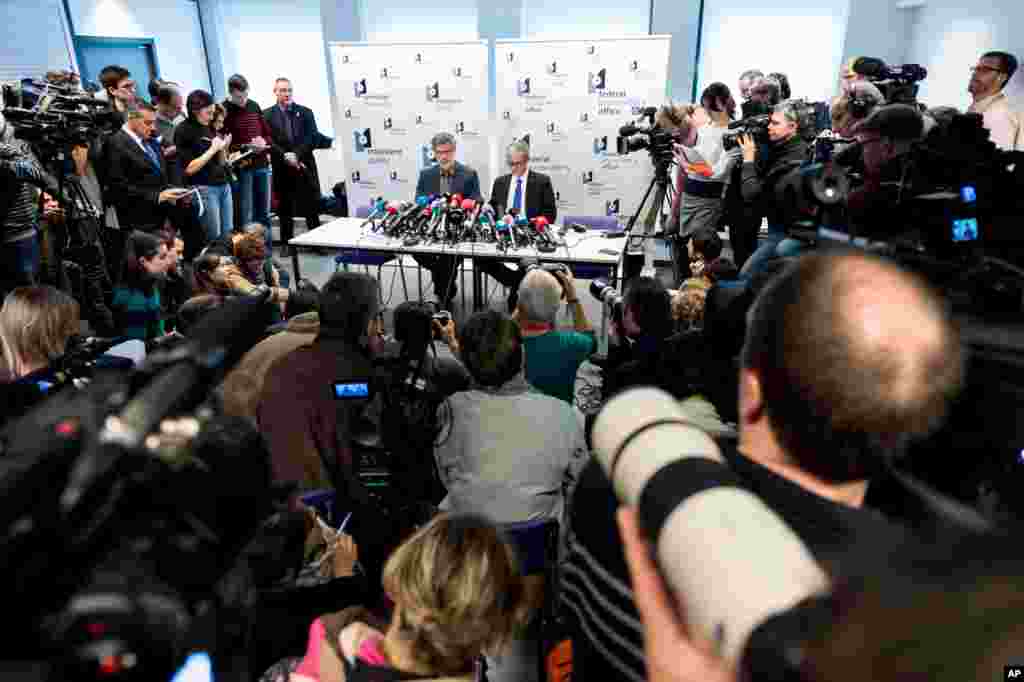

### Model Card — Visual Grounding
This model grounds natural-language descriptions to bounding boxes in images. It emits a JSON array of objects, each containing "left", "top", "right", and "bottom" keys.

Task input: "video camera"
[
  {"left": 616, "top": 107, "right": 676, "bottom": 166},
  {"left": 0, "top": 297, "right": 279, "bottom": 679},
  {"left": 2, "top": 78, "right": 120, "bottom": 161},
  {"left": 721, "top": 114, "right": 771, "bottom": 152},
  {"left": 851, "top": 57, "right": 928, "bottom": 105}
]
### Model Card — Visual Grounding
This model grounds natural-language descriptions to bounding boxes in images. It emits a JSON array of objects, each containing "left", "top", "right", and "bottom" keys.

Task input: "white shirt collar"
[
  {"left": 121, "top": 123, "right": 150, "bottom": 153},
  {"left": 970, "top": 91, "right": 1006, "bottom": 113}
]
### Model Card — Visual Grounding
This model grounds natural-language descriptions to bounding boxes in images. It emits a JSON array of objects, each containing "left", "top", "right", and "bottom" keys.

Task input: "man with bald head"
[{"left": 561, "top": 251, "right": 964, "bottom": 682}]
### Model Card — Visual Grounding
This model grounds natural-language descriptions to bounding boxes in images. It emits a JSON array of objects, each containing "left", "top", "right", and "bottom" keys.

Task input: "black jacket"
[
  {"left": 105, "top": 129, "right": 172, "bottom": 232},
  {"left": 740, "top": 135, "right": 808, "bottom": 228},
  {"left": 415, "top": 162, "right": 482, "bottom": 200},
  {"left": 490, "top": 170, "right": 557, "bottom": 223},
  {"left": 264, "top": 103, "right": 321, "bottom": 192}
]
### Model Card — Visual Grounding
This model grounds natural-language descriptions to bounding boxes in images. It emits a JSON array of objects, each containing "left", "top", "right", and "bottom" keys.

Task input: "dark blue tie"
[
  {"left": 512, "top": 177, "right": 523, "bottom": 213},
  {"left": 142, "top": 140, "right": 161, "bottom": 171}
]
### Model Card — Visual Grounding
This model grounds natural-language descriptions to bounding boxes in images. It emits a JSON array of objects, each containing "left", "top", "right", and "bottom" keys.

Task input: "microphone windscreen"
[
  {"left": 851, "top": 56, "right": 887, "bottom": 79},
  {"left": 461, "top": 199, "right": 476, "bottom": 211}
]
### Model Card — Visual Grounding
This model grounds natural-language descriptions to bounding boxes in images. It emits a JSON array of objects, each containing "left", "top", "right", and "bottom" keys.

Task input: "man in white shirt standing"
[{"left": 968, "top": 51, "right": 1021, "bottom": 152}]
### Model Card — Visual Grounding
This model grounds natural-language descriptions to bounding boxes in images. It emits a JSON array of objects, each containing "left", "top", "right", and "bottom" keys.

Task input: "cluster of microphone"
[{"left": 360, "top": 194, "right": 560, "bottom": 253}]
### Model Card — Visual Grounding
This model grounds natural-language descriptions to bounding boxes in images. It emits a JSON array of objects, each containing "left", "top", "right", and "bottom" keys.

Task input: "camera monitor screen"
[
  {"left": 334, "top": 382, "right": 370, "bottom": 399},
  {"left": 952, "top": 217, "right": 979, "bottom": 243}
]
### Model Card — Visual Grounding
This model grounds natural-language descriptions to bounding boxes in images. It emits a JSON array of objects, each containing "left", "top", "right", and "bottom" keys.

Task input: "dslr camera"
[{"left": 722, "top": 114, "right": 771, "bottom": 152}]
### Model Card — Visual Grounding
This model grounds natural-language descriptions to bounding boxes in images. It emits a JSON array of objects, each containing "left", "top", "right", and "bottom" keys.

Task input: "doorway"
[{"left": 74, "top": 36, "right": 159, "bottom": 91}]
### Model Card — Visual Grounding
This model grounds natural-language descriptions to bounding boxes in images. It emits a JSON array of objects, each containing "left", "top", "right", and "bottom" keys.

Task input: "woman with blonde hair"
[
  {"left": 0, "top": 285, "right": 79, "bottom": 379},
  {"left": 275, "top": 513, "right": 531, "bottom": 682}
]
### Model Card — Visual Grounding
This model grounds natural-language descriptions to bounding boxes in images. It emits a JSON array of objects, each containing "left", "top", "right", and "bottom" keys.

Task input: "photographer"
[
  {"left": 602, "top": 276, "right": 675, "bottom": 400},
  {"left": 736, "top": 100, "right": 810, "bottom": 278},
  {"left": 845, "top": 104, "right": 925, "bottom": 239},
  {"left": 562, "top": 252, "right": 963, "bottom": 682},
  {"left": 0, "top": 112, "right": 61, "bottom": 297},
  {"left": 830, "top": 81, "right": 885, "bottom": 138},
  {"left": 515, "top": 267, "right": 596, "bottom": 404},
  {"left": 374, "top": 302, "right": 470, "bottom": 505},
  {"left": 668, "top": 85, "right": 742, "bottom": 283}
]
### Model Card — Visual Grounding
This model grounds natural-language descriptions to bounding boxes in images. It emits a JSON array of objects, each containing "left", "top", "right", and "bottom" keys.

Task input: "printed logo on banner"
[
  {"left": 454, "top": 121, "right": 465, "bottom": 134},
  {"left": 419, "top": 144, "right": 437, "bottom": 171},
  {"left": 453, "top": 66, "right": 463, "bottom": 77},
  {"left": 380, "top": 68, "right": 390, "bottom": 79},
  {"left": 512, "top": 132, "right": 533, "bottom": 147},
  {"left": 507, "top": 51, "right": 516, "bottom": 63},
  {"left": 555, "top": 191, "right": 561, "bottom": 201},
  {"left": 389, "top": 170, "right": 399, "bottom": 181},
  {"left": 546, "top": 122, "right": 556, "bottom": 134},
  {"left": 353, "top": 128, "right": 373, "bottom": 153},
  {"left": 581, "top": 170, "right": 594, "bottom": 184},
  {"left": 606, "top": 199, "right": 621, "bottom": 216},
  {"left": 516, "top": 78, "right": 531, "bottom": 96},
  {"left": 631, "top": 105, "right": 646, "bottom": 116},
  {"left": 629, "top": 60, "right": 639, "bottom": 72},
  {"left": 546, "top": 61, "right": 558, "bottom": 75},
  {"left": 383, "top": 117, "right": 393, "bottom": 130},
  {"left": 579, "top": 112, "right": 590, "bottom": 123},
  {"left": 593, "top": 136, "right": 609, "bottom": 156},
  {"left": 502, "top": 110, "right": 512, "bottom": 120},
  {"left": 342, "top": 55, "right": 350, "bottom": 64},
  {"left": 415, "top": 53, "right": 422, "bottom": 63},
  {"left": 589, "top": 69, "right": 607, "bottom": 93},
  {"left": 426, "top": 82, "right": 440, "bottom": 101},
  {"left": 344, "top": 108, "right": 353, "bottom": 119},
  {"left": 354, "top": 79, "right": 368, "bottom": 97},
  {"left": 586, "top": 45, "right": 596, "bottom": 55},
  {"left": 351, "top": 170, "right": 361, "bottom": 183},
  {"left": 415, "top": 114, "right": 423, "bottom": 125}
]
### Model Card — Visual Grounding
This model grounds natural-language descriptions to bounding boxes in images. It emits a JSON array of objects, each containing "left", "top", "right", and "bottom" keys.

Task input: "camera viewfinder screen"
[
  {"left": 334, "top": 382, "right": 370, "bottom": 399},
  {"left": 960, "top": 185, "right": 977, "bottom": 204},
  {"left": 952, "top": 217, "right": 979, "bottom": 243}
]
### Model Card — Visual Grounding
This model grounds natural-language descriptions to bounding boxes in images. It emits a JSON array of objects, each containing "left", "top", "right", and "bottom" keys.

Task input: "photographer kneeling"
[{"left": 737, "top": 101, "right": 810, "bottom": 279}]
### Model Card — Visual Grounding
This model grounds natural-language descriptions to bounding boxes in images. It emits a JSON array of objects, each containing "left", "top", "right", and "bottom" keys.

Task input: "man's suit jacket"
[
  {"left": 415, "top": 162, "right": 482, "bottom": 200},
  {"left": 490, "top": 170, "right": 557, "bottom": 223},
  {"left": 105, "top": 129, "right": 171, "bottom": 232},
  {"left": 264, "top": 103, "right": 321, "bottom": 191}
]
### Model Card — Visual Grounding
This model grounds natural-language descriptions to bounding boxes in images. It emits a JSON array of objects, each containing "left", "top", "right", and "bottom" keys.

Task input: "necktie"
[
  {"left": 283, "top": 107, "right": 295, "bottom": 142},
  {"left": 142, "top": 140, "right": 161, "bottom": 171},
  {"left": 512, "top": 177, "right": 523, "bottom": 213}
]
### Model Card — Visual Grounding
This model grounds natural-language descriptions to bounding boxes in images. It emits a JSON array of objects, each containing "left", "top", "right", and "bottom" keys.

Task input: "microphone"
[
  {"left": 360, "top": 198, "right": 387, "bottom": 228},
  {"left": 593, "top": 388, "right": 828, "bottom": 664},
  {"left": 377, "top": 203, "right": 400, "bottom": 232}
]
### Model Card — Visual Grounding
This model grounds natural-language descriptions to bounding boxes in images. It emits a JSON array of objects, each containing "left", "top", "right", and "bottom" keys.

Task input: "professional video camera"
[
  {"left": 2, "top": 78, "right": 120, "bottom": 161},
  {"left": 721, "top": 114, "right": 771, "bottom": 152},
  {"left": 0, "top": 297, "right": 279, "bottom": 680},
  {"left": 616, "top": 106, "right": 675, "bottom": 165},
  {"left": 851, "top": 57, "right": 928, "bottom": 105}
]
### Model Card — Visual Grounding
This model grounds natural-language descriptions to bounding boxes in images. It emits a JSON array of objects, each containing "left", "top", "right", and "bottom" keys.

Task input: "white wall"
[
  {"left": 522, "top": 0, "right": 648, "bottom": 38},
  {"left": 66, "top": 0, "right": 209, "bottom": 92},
  {"left": 839, "top": 0, "right": 910, "bottom": 74},
  {"left": 359, "top": 0, "right": 478, "bottom": 42},
  {"left": 697, "top": 0, "right": 851, "bottom": 104},
  {"left": 905, "top": 1, "right": 1024, "bottom": 111},
  {"left": 217, "top": 0, "right": 335, "bottom": 135},
  {"left": 0, "top": 0, "right": 77, "bottom": 81}
]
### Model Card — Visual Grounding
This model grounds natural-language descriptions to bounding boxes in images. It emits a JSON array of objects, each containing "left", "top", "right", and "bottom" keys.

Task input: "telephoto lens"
[
  {"left": 591, "top": 387, "right": 829, "bottom": 663},
  {"left": 589, "top": 278, "right": 624, "bottom": 321}
]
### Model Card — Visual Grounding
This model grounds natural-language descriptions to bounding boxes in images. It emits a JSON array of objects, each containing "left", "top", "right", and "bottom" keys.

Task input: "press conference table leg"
[{"left": 292, "top": 247, "right": 302, "bottom": 281}]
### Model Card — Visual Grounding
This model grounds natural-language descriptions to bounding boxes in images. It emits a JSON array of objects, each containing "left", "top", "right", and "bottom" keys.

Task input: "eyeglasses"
[
  {"left": 508, "top": 159, "right": 528, "bottom": 168},
  {"left": 970, "top": 65, "right": 1004, "bottom": 75},
  {"left": 118, "top": 81, "right": 137, "bottom": 91}
]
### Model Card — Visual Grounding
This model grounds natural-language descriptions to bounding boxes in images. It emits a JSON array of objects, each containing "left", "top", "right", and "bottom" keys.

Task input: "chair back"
[{"left": 561, "top": 215, "right": 618, "bottom": 232}]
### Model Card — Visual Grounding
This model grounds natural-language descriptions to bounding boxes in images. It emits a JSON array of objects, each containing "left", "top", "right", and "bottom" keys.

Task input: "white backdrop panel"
[
  {"left": 330, "top": 41, "right": 489, "bottom": 212},
  {"left": 496, "top": 36, "right": 671, "bottom": 223}
]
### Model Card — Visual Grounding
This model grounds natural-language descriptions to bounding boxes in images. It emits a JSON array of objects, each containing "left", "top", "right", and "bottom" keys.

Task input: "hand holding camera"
[{"left": 738, "top": 133, "right": 757, "bottom": 163}]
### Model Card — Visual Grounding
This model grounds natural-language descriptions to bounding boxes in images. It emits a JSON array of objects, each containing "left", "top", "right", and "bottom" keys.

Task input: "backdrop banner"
[
  {"left": 328, "top": 37, "right": 671, "bottom": 227},
  {"left": 495, "top": 36, "right": 671, "bottom": 223},
  {"left": 330, "top": 40, "right": 490, "bottom": 212}
]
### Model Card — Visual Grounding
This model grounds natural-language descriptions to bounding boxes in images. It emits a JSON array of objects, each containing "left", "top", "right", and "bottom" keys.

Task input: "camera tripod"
[{"left": 618, "top": 157, "right": 676, "bottom": 284}]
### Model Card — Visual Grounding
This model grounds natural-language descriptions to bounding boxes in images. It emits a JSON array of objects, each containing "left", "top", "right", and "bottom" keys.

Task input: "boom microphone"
[{"left": 592, "top": 388, "right": 829, "bottom": 663}]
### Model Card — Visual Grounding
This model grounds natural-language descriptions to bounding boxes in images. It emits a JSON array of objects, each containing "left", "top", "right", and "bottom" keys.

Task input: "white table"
[{"left": 289, "top": 217, "right": 625, "bottom": 308}]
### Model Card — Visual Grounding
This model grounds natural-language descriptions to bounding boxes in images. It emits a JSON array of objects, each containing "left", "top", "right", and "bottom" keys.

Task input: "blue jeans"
[
  {"left": 235, "top": 166, "right": 272, "bottom": 247},
  {"left": 739, "top": 223, "right": 807, "bottom": 279},
  {"left": 0, "top": 233, "right": 39, "bottom": 296},
  {"left": 197, "top": 184, "right": 233, "bottom": 242}
]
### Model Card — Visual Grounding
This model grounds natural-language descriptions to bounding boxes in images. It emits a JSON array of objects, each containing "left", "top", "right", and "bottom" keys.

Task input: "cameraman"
[
  {"left": 0, "top": 112, "right": 61, "bottom": 297},
  {"left": 846, "top": 105, "right": 925, "bottom": 239},
  {"left": 736, "top": 100, "right": 810, "bottom": 278}
]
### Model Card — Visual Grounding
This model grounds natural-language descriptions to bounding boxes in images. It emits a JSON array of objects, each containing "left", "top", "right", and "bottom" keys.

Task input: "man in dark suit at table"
[
  {"left": 106, "top": 102, "right": 192, "bottom": 233},
  {"left": 265, "top": 77, "right": 322, "bottom": 253},
  {"left": 413, "top": 132, "right": 521, "bottom": 310},
  {"left": 491, "top": 140, "right": 557, "bottom": 224}
]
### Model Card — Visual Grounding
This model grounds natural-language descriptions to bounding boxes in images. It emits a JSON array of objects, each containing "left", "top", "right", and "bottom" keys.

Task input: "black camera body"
[{"left": 722, "top": 114, "right": 771, "bottom": 152}]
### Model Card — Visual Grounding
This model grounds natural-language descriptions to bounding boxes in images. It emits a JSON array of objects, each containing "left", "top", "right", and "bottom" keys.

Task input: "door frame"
[{"left": 73, "top": 35, "right": 161, "bottom": 89}]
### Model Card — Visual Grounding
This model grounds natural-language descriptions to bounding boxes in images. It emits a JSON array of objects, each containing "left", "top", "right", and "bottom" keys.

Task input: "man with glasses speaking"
[
  {"left": 491, "top": 140, "right": 557, "bottom": 224},
  {"left": 968, "top": 51, "right": 1021, "bottom": 151}
]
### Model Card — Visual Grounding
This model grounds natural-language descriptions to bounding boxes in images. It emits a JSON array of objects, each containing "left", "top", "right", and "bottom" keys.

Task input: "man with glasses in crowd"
[
  {"left": 968, "top": 51, "right": 1021, "bottom": 151},
  {"left": 99, "top": 65, "right": 137, "bottom": 126}
]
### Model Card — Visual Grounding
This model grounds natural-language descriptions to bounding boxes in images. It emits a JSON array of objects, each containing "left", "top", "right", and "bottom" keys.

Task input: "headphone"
[{"left": 848, "top": 95, "right": 873, "bottom": 120}]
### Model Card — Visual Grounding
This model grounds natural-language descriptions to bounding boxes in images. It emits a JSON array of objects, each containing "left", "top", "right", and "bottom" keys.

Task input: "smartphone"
[
  {"left": 170, "top": 652, "right": 214, "bottom": 682},
  {"left": 334, "top": 381, "right": 370, "bottom": 399}
]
